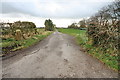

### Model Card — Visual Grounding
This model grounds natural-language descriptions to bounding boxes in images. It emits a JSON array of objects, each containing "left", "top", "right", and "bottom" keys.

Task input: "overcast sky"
[{"left": 0, "top": 0, "right": 114, "bottom": 27}]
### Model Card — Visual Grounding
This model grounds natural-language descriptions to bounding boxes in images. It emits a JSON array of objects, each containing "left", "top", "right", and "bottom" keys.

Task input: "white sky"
[{"left": 0, "top": 0, "right": 114, "bottom": 27}]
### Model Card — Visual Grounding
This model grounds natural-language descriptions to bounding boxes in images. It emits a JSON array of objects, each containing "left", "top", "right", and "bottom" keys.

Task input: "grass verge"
[
  {"left": 58, "top": 28, "right": 118, "bottom": 71},
  {"left": 1, "top": 29, "right": 53, "bottom": 56}
]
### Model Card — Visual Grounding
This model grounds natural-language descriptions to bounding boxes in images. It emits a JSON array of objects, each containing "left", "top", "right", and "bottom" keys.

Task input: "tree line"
[
  {"left": 68, "top": 19, "right": 86, "bottom": 29},
  {"left": 67, "top": 0, "right": 119, "bottom": 57},
  {"left": 1, "top": 19, "right": 55, "bottom": 41},
  {"left": 80, "top": 0, "right": 119, "bottom": 56},
  {"left": 87, "top": 0, "right": 119, "bottom": 51}
]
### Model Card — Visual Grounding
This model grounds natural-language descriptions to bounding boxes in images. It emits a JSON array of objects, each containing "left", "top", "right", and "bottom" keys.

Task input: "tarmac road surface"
[{"left": 2, "top": 31, "right": 118, "bottom": 78}]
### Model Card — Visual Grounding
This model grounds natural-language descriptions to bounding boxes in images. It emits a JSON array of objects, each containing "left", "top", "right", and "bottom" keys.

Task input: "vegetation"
[
  {"left": 1, "top": 21, "right": 37, "bottom": 41},
  {"left": 0, "top": 20, "right": 53, "bottom": 57},
  {"left": 1, "top": 28, "right": 52, "bottom": 56},
  {"left": 87, "top": 1, "right": 119, "bottom": 48},
  {"left": 86, "top": 0, "right": 119, "bottom": 71},
  {"left": 68, "top": 23, "right": 78, "bottom": 29},
  {"left": 44, "top": 19, "right": 55, "bottom": 31},
  {"left": 58, "top": 0, "right": 119, "bottom": 71},
  {"left": 68, "top": 19, "right": 87, "bottom": 29},
  {"left": 78, "top": 19, "right": 86, "bottom": 28},
  {"left": 58, "top": 28, "right": 118, "bottom": 71}
]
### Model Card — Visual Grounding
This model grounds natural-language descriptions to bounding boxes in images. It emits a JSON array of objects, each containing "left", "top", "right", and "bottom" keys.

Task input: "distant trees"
[
  {"left": 68, "top": 19, "right": 87, "bottom": 29},
  {"left": 78, "top": 19, "right": 86, "bottom": 28},
  {"left": 44, "top": 19, "right": 55, "bottom": 31},
  {"left": 68, "top": 23, "right": 78, "bottom": 29}
]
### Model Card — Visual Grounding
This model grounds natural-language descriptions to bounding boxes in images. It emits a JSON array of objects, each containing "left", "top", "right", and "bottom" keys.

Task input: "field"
[
  {"left": 1, "top": 28, "right": 53, "bottom": 57},
  {"left": 58, "top": 28, "right": 118, "bottom": 71}
]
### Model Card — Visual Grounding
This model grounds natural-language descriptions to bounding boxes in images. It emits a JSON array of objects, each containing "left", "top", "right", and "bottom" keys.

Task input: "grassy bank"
[
  {"left": 58, "top": 28, "right": 118, "bottom": 71},
  {"left": 1, "top": 29, "right": 53, "bottom": 57}
]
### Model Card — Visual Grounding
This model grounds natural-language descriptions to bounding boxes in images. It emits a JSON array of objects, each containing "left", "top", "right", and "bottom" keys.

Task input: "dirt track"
[{"left": 2, "top": 31, "right": 118, "bottom": 78}]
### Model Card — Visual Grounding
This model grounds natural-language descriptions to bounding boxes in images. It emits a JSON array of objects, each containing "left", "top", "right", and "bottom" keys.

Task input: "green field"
[
  {"left": 1, "top": 29, "right": 53, "bottom": 56},
  {"left": 58, "top": 28, "right": 118, "bottom": 71}
]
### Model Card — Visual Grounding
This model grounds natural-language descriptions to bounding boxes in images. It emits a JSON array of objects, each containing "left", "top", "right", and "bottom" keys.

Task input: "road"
[{"left": 2, "top": 31, "right": 118, "bottom": 78}]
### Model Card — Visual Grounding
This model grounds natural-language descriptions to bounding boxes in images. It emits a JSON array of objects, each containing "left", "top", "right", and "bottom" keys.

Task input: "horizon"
[{"left": 0, "top": 0, "right": 114, "bottom": 27}]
